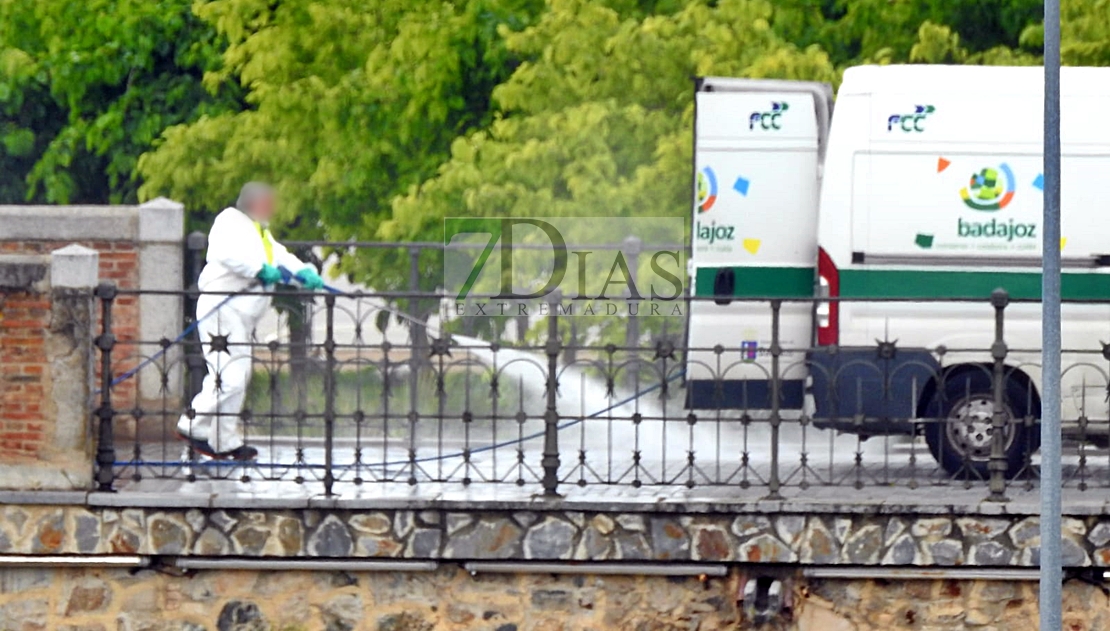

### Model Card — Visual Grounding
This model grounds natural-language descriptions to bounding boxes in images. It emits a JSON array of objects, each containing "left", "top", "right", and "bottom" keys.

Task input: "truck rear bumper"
[{"left": 685, "top": 379, "right": 805, "bottom": 410}]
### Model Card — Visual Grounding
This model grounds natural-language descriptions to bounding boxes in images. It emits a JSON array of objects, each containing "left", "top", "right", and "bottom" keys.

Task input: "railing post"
[
  {"left": 405, "top": 245, "right": 425, "bottom": 484},
  {"left": 541, "top": 290, "right": 562, "bottom": 496},
  {"left": 988, "top": 288, "right": 1010, "bottom": 501},
  {"left": 323, "top": 293, "right": 337, "bottom": 496},
  {"left": 185, "top": 231, "right": 206, "bottom": 297},
  {"left": 565, "top": 318, "right": 578, "bottom": 365},
  {"left": 184, "top": 231, "right": 208, "bottom": 401},
  {"left": 463, "top": 296, "right": 475, "bottom": 336},
  {"left": 623, "top": 236, "right": 642, "bottom": 349},
  {"left": 516, "top": 313, "right": 528, "bottom": 343},
  {"left": 407, "top": 245, "right": 431, "bottom": 370},
  {"left": 766, "top": 300, "right": 783, "bottom": 500},
  {"left": 408, "top": 245, "right": 421, "bottom": 295},
  {"left": 94, "top": 282, "right": 117, "bottom": 492}
]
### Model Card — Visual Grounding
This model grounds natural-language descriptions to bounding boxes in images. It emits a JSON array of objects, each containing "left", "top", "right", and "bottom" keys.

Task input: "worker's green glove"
[
  {"left": 295, "top": 267, "right": 325, "bottom": 290},
  {"left": 257, "top": 264, "right": 283, "bottom": 286}
]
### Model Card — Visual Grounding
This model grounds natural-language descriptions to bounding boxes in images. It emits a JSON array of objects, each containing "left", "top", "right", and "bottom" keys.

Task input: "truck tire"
[{"left": 923, "top": 371, "right": 1039, "bottom": 479}]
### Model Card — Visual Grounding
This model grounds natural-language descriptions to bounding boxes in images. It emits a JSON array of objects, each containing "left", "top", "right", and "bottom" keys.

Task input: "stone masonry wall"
[
  {"left": 0, "top": 248, "right": 97, "bottom": 489},
  {"left": 800, "top": 576, "right": 1102, "bottom": 631},
  {"left": 0, "top": 503, "right": 1105, "bottom": 568},
  {"left": 5, "top": 500, "right": 1102, "bottom": 631},
  {"left": 0, "top": 565, "right": 741, "bottom": 631},
  {"left": 1, "top": 240, "right": 140, "bottom": 408},
  {"left": 0, "top": 200, "right": 185, "bottom": 419},
  {"left": 2, "top": 565, "right": 1107, "bottom": 631}
]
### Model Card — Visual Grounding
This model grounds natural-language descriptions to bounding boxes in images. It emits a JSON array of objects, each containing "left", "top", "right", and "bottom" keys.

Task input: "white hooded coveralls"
[{"left": 177, "top": 207, "right": 311, "bottom": 453}]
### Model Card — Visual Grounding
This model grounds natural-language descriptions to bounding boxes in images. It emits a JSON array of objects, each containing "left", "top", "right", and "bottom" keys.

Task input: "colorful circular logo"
[
  {"left": 960, "top": 163, "right": 1015, "bottom": 211},
  {"left": 697, "top": 167, "right": 718, "bottom": 213}
]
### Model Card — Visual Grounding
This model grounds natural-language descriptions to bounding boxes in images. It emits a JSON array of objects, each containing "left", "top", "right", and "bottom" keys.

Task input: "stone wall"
[
  {"left": 0, "top": 247, "right": 98, "bottom": 490},
  {"left": 5, "top": 496, "right": 1099, "bottom": 630},
  {"left": 0, "top": 199, "right": 185, "bottom": 411},
  {"left": 800, "top": 575, "right": 1108, "bottom": 630},
  {"left": 0, "top": 200, "right": 1097, "bottom": 630},
  {"left": 1, "top": 240, "right": 140, "bottom": 409},
  {"left": 0, "top": 502, "right": 1105, "bottom": 568},
  {"left": 0, "top": 565, "right": 741, "bottom": 631},
  {"left": 4, "top": 564, "right": 1109, "bottom": 630}
]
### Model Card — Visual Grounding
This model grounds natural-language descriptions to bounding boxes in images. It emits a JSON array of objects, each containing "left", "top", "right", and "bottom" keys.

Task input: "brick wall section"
[
  {"left": 0, "top": 248, "right": 95, "bottom": 489},
  {"left": 0, "top": 291, "right": 49, "bottom": 459},
  {"left": 1, "top": 240, "right": 140, "bottom": 408}
]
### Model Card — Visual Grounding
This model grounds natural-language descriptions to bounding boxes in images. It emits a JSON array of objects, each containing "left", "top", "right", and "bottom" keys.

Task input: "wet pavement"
[{"left": 112, "top": 422, "right": 1110, "bottom": 511}]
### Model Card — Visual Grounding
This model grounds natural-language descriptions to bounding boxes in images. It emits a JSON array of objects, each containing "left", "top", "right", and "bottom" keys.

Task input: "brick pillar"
[{"left": 0, "top": 245, "right": 98, "bottom": 490}]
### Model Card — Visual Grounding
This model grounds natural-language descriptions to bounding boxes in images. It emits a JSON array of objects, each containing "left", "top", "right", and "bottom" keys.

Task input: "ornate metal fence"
[{"left": 90, "top": 279, "right": 1110, "bottom": 500}]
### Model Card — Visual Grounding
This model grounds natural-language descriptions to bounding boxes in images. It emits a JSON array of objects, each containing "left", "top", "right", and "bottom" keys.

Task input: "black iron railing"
[{"left": 92, "top": 283, "right": 1110, "bottom": 499}]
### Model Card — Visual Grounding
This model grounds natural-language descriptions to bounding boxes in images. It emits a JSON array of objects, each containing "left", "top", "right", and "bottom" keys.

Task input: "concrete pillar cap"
[
  {"left": 51, "top": 244, "right": 99, "bottom": 289},
  {"left": 138, "top": 197, "right": 185, "bottom": 243}
]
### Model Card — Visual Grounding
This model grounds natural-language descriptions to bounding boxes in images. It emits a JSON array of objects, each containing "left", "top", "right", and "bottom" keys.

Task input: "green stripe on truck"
[
  {"left": 693, "top": 266, "right": 815, "bottom": 298},
  {"left": 693, "top": 266, "right": 1110, "bottom": 300},
  {"left": 839, "top": 269, "right": 1110, "bottom": 300}
]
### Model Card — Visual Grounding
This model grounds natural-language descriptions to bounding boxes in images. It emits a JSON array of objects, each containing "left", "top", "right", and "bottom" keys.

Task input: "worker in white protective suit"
[{"left": 176, "top": 182, "right": 324, "bottom": 460}]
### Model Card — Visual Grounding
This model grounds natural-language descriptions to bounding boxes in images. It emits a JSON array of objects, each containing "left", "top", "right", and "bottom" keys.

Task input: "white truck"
[{"left": 685, "top": 65, "right": 1110, "bottom": 477}]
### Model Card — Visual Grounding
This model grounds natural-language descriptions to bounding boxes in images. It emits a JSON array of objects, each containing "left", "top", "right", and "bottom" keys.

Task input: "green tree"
[
  {"left": 0, "top": 0, "right": 237, "bottom": 204},
  {"left": 386, "top": 0, "right": 835, "bottom": 237},
  {"left": 138, "top": 0, "right": 550, "bottom": 353},
  {"left": 139, "top": 0, "right": 545, "bottom": 235},
  {"left": 772, "top": 0, "right": 1042, "bottom": 66},
  {"left": 1019, "top": 0, "right": 1110, "bottom": 66},
  {"left": 130, "top": 0, "right": 1110, "bottom": 346},
  {"left": 379, "top": 0, "right": 835, "bottom": 342},
  {"left": 908, "top": 21, "right": 1038, "bottom": 66}
]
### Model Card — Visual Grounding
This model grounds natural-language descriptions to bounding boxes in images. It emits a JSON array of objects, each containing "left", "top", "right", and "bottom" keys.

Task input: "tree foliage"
[
  {"left": 137, "top": 0, "right": 545, "bottom": 236},
  {"left": 383, "top": 0, "right": 836, "bottom": 245},
  {"left": 5, "top": 0, "right": 1110, "bottom": 314},
  {"left": 0, "top": 0, "right": 238, "bottom": 204}
]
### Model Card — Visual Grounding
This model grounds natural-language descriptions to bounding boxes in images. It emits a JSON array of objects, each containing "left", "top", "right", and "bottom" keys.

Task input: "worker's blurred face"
[{"left": 250, "top": 193, "right": 276, "bottom": 223}]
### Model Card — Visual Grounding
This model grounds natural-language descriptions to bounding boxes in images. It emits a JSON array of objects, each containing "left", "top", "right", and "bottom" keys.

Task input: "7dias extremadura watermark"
[{"left": 444, "top": 217, "right": 686, "bottom": 317}]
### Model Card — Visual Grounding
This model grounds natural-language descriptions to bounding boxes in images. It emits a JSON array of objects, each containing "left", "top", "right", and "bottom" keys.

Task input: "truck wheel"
[{"left": 923, "top": 372, "right": 1039, "bottom": 479}]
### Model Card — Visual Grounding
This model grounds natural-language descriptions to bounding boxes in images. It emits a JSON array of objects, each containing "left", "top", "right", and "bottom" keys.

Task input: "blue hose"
[
  {"left": 119, "top": 369, "right": 684, "bottom": 471},
  {"left": 106, "top": 267, "right": 314, "bottom": 388},
  {"left": 111, "top": 265, "right": 685, "bottom": 470},
  {"left": 103, "top": 292, "right": 239, "bottom": 389}
]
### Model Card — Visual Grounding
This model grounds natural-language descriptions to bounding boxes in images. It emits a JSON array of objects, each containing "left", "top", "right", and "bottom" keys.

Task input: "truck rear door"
[{"left": 685, "top": 78, "right": 831, "bottom": 411}]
